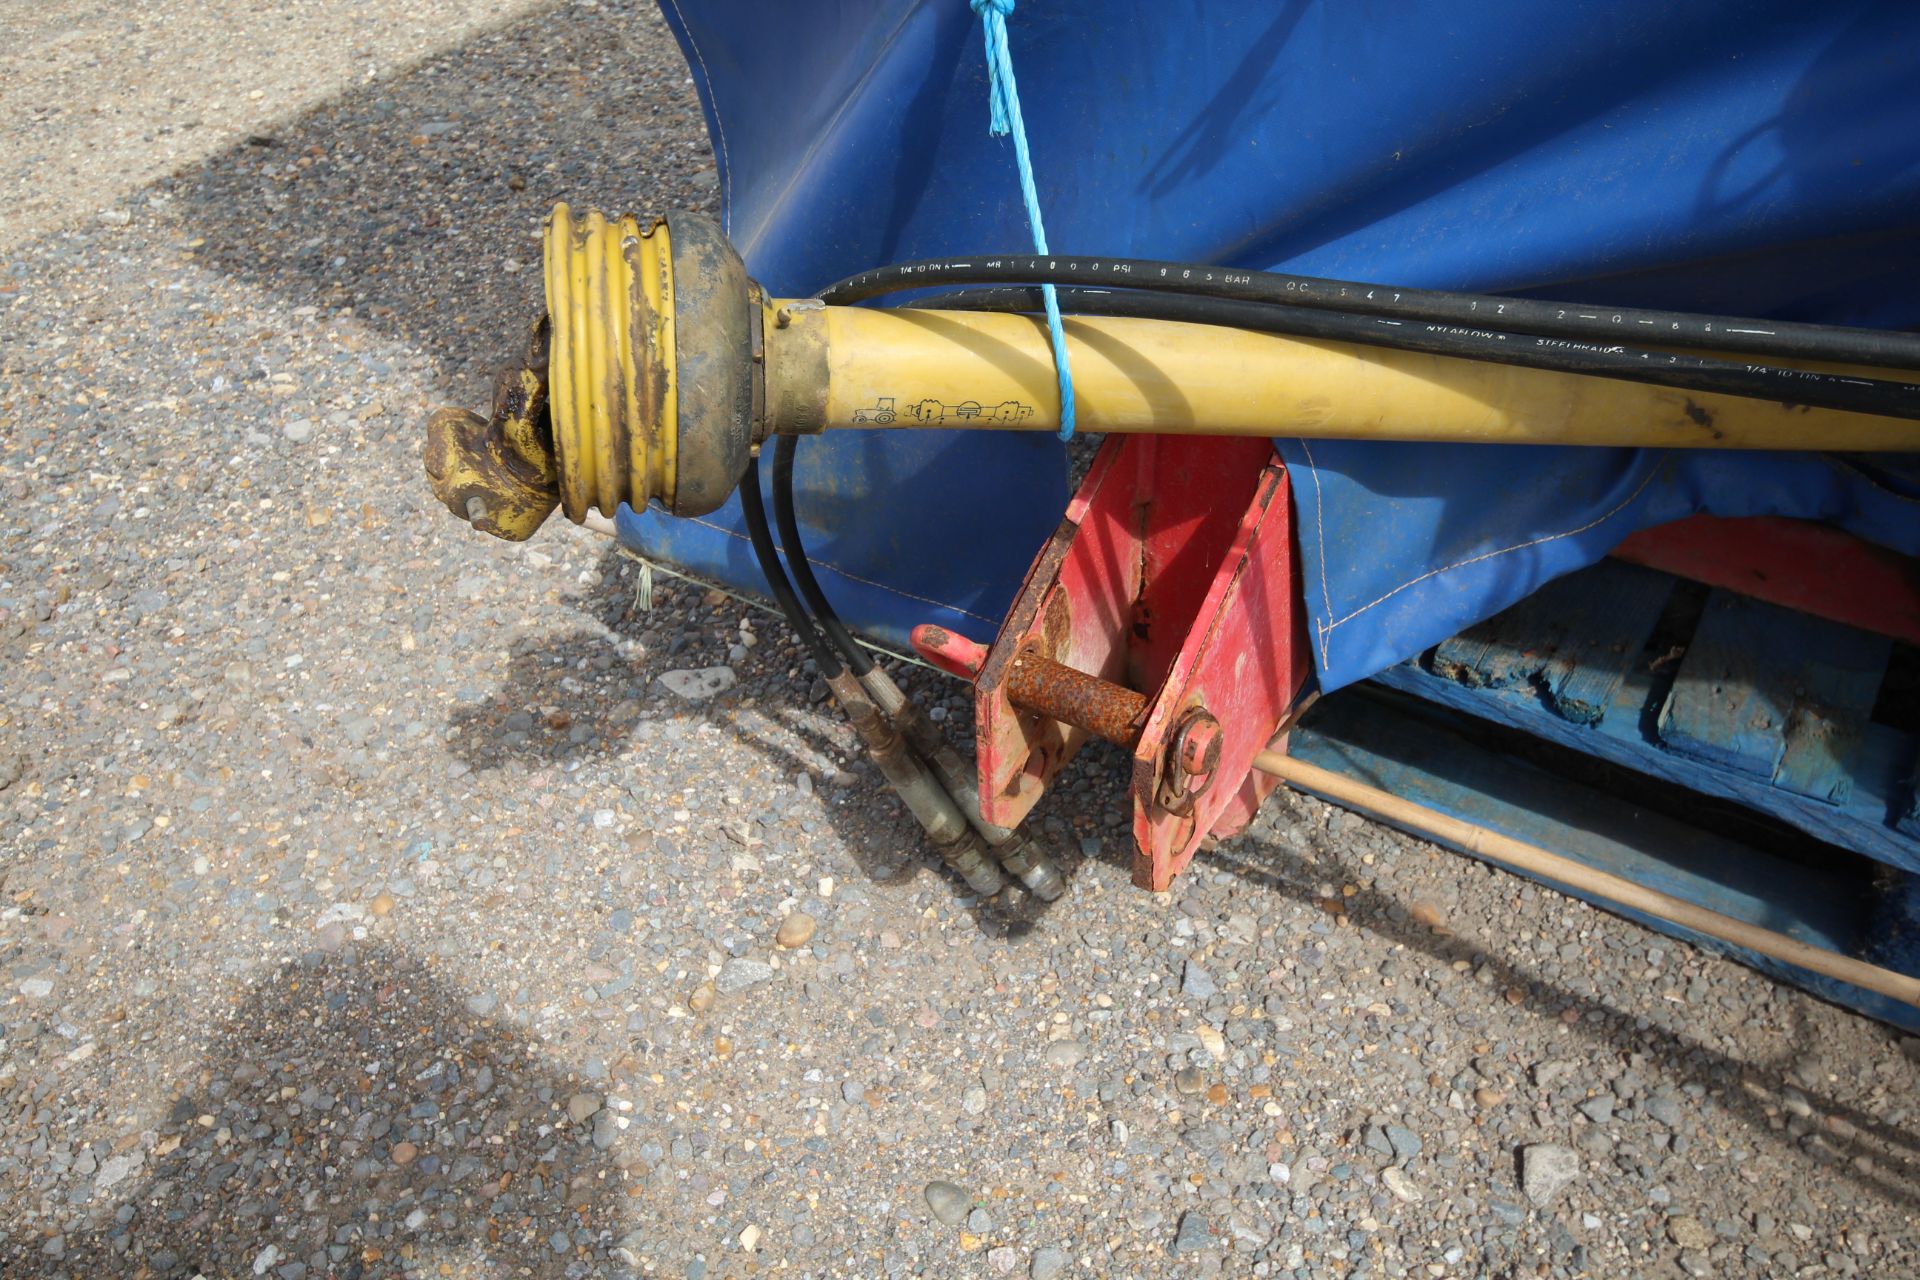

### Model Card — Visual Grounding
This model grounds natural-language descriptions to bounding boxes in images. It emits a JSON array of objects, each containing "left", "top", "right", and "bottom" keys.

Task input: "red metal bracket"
[
  {"left": 911, "top": 434, "right": 1310, "bottom": 890},
  {"left": 1128, "top": 451, "right": 1308, "bottom": 888}
]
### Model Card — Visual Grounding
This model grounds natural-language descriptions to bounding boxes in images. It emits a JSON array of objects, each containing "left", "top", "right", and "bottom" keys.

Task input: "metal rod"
[
  {"left": 1252, "top": 750, "right": 1920, "bottom": 1009},
  {"left": 1004, "top": 646, "right": 1149, "bottom": 748}
]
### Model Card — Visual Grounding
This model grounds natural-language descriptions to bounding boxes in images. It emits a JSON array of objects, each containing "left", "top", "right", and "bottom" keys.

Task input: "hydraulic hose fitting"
[
  {"left": 856, "top": 666, "right": 1066, "bottom": 900},
  {"left": 826, "top": 672, "right": 1007, "bottom": 897},
  {"left": 990, "top": 833, "right": 1068, "bottom": 902}
]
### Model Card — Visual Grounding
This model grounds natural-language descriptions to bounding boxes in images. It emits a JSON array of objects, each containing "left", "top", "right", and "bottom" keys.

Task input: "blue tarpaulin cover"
[{"left": 629, "top": 0, "right": 1920, "bottom": 688}]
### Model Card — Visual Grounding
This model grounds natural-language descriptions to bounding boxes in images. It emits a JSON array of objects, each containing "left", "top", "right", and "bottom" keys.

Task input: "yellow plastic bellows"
[{"left": 542, "top": 203, "right": 678, "bottom": 520}]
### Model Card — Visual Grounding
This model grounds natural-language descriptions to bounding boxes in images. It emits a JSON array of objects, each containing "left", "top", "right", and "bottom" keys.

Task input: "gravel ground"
[{"left": 4, "top": 4, "right": 1920, "bottom": 1278}]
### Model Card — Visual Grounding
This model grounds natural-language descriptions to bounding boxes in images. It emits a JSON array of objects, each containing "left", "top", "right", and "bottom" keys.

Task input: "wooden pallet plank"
[
  {"left": 1430, "top": 566, "right": 1642, "bottom": 692},
  {"left": 1541, "top": 562, "right": 1675, "bottom": 726},
  {"left": 1658, "top": 591, "right": 1891, "bottom": 782},
  {"left": 1430, "top": 561, "right": 1672, "bottom": 727},
  {"left": 1657, "top": 592, "right": 1804, "bottom": 777},
  {"left": 1774, "top": 626, "right": 1890, "bottom": 804},
  {"left": 1378, "top": 656, "right": 1920, "bottom": 872},
  {"left": 1429, "top": 585, "right": 1569, "bottom": 689},
  {"left": 1864, "top": 870, "right": 1920, "bottom": 977}
]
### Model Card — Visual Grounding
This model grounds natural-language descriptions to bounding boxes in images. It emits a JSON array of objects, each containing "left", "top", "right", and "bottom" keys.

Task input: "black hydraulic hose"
[
  {"left": 769, "top": 433, "right": 1065, "bottom": 899},
  {"left": 752, "top": 463, "right": 1010, "bottom": 896},
  {"left": 770, "top": 434, "right": 874, "bottom": 676},
  {"left": 904, "top": 286, "right": 1920, "bottom": 423},
  {"left": 738, "top": 456, "right": 842, "bottom": 678},
  {"left": 818, "top": 255, "right": 1920, "bottom": 372}
]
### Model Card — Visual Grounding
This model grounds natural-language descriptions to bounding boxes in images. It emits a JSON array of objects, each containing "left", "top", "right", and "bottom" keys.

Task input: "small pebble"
[
  {"left": 716, "top": 957, "right": 775, "bottom": 995},
  {"left": 776, "top": 912, "right": 816, "bottom": 948},
  {"left": 658, "top": 666, "right": 737, "bottom": 700},
  {"left": 1171, "top": 1212, "right": 1214, "bottom": 1255},
  {"left": 1668, "top": 1215, "right": 1715, "bottom": 1251},
  {"left": 925, "top": 1180, "right": 972, "bottom": 1227},
  {"left": 1031, "top": 1246, "right": 1069, "bottom": 1279},
  {"left": 1521, "top": 1143, "right": 1581, "bottom": 1206},
  {"left": 1045, "top": 1038, "right": 1087, "bottom": 1069}
]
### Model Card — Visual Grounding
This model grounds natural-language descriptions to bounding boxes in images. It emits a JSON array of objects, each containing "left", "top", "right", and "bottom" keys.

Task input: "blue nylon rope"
[{"left": 970, "top": 0, "right": 1076, "bottom": 440}]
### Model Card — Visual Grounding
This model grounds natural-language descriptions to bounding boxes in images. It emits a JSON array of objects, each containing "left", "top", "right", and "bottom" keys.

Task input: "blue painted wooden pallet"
[
  {"left": 1373, "top": 561, "right": 1920, "bottom": 873},
  {"left": 1329, "top": 557, "right": 1920, "bottom": 1024},
  {"left": 1289, "top": 688, "right": 1920, "bottom": 1031}
]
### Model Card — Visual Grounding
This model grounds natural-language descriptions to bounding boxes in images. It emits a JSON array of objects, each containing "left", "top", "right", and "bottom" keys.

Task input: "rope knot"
[{"left": 969, "top": 0, "right": 1014, "bottom": 15}]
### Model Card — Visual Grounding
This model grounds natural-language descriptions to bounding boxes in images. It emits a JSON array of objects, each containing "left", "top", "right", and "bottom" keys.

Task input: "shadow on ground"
[
  {"left": 440, "top": 540, "right": 1076, "bottom": 938},
  {"left": 164, "top": 0, "right": 716, "bottom": 401},
  {"left": 1, "top": 944, "right": 657, "bottom": 1277},
  {"left": 144, "top": 0, "right": 1074, "bottom": 939},
  {"left": 439, "top": 529, "right": 1920, "bottom": 1212}
]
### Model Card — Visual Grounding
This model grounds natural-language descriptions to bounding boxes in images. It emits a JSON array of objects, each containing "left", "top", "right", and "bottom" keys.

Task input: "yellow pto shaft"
[
  {"left": 423, "top": 207, "right": 1920, "bottom": 543},
  {"left": 813, "top": 306, "right": 1911, "bottom": 449}
]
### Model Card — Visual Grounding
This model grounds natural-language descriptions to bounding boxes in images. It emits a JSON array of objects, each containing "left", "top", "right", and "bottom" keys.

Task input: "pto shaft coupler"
[
  {"left": 424, "top": 206, "right": 1920, "bottom": 545},
  {"left": 426, "top": 207, "right": 762, "bottom": 539}
]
